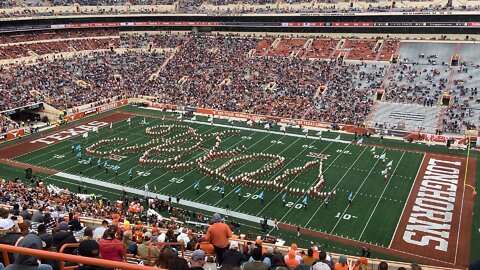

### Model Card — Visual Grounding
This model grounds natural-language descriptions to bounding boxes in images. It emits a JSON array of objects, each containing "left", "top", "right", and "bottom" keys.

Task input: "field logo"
[
  {"left": 307, "top": 152, "right": 330, "bottom": 159},
  {"left": 108, "top": 154, "right": 127, "bottom": 161},
  {"left": 401, "top": 158, "right": 461, "bottom": 252},
  {"left": 30, "top": 121, "right": 109, "bottom": 145}
]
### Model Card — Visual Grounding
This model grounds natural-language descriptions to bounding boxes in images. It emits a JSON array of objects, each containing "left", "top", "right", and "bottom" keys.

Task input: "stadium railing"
[
  {"left": 59, "top": 243, "right": 128, "bottom": 270},
  {"left": 0, "top": 243, "right": 161, "bottom": 270}
]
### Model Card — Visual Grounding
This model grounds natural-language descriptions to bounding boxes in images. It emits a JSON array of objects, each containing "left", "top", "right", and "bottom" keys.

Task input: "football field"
[{"left": 0, "top": 106, "right": 475, "bottom": 267}]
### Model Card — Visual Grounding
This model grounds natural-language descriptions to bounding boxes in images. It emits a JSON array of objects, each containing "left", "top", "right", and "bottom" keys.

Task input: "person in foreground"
[
  {"left": 5, "top": 234, "right": 53, "bottom": 270},
  {"left": 189, "top": 250, "right": 207, "bottom": 270}
]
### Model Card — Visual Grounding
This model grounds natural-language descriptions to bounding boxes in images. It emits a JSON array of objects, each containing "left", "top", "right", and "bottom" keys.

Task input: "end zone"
[{"left": 390, "top": 153, "right": 476, "bottom": 267}]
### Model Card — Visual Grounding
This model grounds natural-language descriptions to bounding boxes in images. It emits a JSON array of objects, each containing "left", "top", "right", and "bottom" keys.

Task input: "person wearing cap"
[
  {"left": 243, "top": 248, "right": 268, "bottom": 270},
  {"left": 0, "top": 218, "right": 22, "bottom": 265},
  {"left": 75, "top": 240, "right": 104, "bottom": 270},
  {"left": 353, "top": 257, "right": 371, "bottom": 270},
  {"left": 334, "top": 254, "right": 348, "bottom": 270},
  {"left": 137, "top": 231, "right": 160, "bottom": 260},
  {"left": 52, "top": 221, "right": 77, "bottom": 254},
  {"left": 222, "top": 241, "right": 245, "bottom": 267},
  {"left": 5, "top": 234, "right": 53, "bottom": 270},
  {"left": 189, "top": 249, "right": 206, "bottom": 270},
  {"left": 205, "top": 213, "right": 232, "bottom": 266}
]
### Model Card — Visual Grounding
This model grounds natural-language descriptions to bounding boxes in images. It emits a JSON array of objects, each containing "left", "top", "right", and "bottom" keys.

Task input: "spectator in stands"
[
  {"left": 122, "top": 230, "right": 137, "bottom": 255},
  {"left": 353, "top": 257, "right": 370, "bottom": 270},
  {"left": 0, "top": 218, "right": 22, "bottom": 264},
  {"left": 243, "top": 248, "right": 268, "bottom": 270},
  {"left": 284, "top": 249, "right": 301, "bottom": 269},
  {"left": 98, "top": 228, "right": 124, "bottom": 262},
  {"left": 378, "top": 262, "right": 388, "bottom": 270},
  {"left": 205, "top": 213, "right": 232, "bottom": 266},
  {"left": 302, "top": 248, "right": 316, "bottom": 266},
  {"left": 189, "top": 249, "right": 206, "bottom": 270},
  {"left": 31, "top": 207, "right": 45, "bottom": 223},
  {"left": 154, "top": 245, "right": 187, "bottom": 270},
  {"left": 222, "top": 241, "right": 244, "bottom": 267},
  {"left": 318, "top": 251, "right": 333, "bottom": 270},
  {"left": 81, "top": 227, "right": 94, "bottom": 242},
  {"left": 410, "top": 264, "right": 422, "bottom": 270},
  {"left": 137, "top": 232, "right": 159, "bottom": 260},
  {"left": 334, "top": 254, "right": 348, "bottom": 270},
  {"left": 176, "top": 228, "right": 190, "bottom": 248},
  {"left": 37, "top": 224, "right": 53, "bottom": 249},
  {"left": 312, "top": 260, "right": 331, "bottom": 270},
  {"left": 52, "top": 221, "right": 77, "bottom": 254},
  {"left": 269, "top": 254, "right": 287, "bottom": 270},
  {"left": 19, "top": 205, "right": 31, "bottom": 220},
  {"left": 195, "top": 238, "right": 214, "bottom": 258},
  {"left": 5, "top": 234, "right": 53, "bottom": 270},
  {"left": 93, "top": 220, "right": 108, "bottom": 240},
  {"left": 68, "top": 214, "right": 83, "bottom": 232},
  {"left": 75, "top": 240, "right": 102, "bottom": 270}
]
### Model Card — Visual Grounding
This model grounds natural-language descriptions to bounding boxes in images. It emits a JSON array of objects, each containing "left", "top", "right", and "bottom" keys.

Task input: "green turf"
[{"left": 13, "top": 110, "right": 422, "bottom": 250}]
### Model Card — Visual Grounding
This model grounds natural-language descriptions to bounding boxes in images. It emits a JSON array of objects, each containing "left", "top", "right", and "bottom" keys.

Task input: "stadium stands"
[{"left": 1, "top": 31, "right": 479, "bottom": 134}]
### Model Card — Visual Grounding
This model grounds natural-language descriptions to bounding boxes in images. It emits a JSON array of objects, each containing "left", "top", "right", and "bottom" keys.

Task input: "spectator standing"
[{"left": 205, "top": 213, "right": 232, "bottom": 266}]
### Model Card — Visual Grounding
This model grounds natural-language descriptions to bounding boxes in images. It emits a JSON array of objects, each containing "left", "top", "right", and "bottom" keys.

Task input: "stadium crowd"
[
  {"left": 0, "top": 32, "right": 477, "bottom": 134},
  {"left": 0, "top": 174, "right": 432, "bottom": 270}
]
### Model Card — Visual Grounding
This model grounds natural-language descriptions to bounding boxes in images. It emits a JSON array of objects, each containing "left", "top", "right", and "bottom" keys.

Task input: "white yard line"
[
  {"left": 388, "top": 153, "right": 425, "bottom": 248},
  {"left": 55, "top": 172, "right": 276, "bottom": 226},
  {"left": 357, "top": 150, "right": 406, "bottom": 241},
  {"left": 304, "top": 145, "right": 369, "bottom": 227},
  {"left": 328, "top": 148, "right": 387, "bottom": 234}
]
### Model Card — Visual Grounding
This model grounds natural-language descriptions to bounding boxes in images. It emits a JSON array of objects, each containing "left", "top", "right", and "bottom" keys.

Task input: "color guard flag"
[
  {"left": 335, "top": 135, "right": 341, "bottom": 141},
  {"left": 258, "top": 191, "right": 264, "bottom": 199},
  {"left": 316, "top": 131, "right": 322, "bottom": 136},
  {"left": 110, "top": 123, "right": 112, "bottom": 129},
  {"left": 302, "top": 196, "right": 308, "bottom": 204},
  {"left": 302, "top": 128, "right": 309, "bottom": 133},
  {"left": 264, "top": 123, "right": 270, "bottom": 129},
  {"left": 381, "top": 168, "right": 388, "bottom": 175},
  {"left": 281, "top": 193, "right": 286, "bottom": 201},
  {"left": 128, "top": 169, "right": 132, "bottom": 176},
  {"left": 177, "top": 115, "right": 182, "bottom": 120},
  {"left": 386, "top": 160, "right": 393, "bottom": 167},
  {"left": 82, "top": 132, "right": 88, "bottom": 139},
  {"left": 280, "top": 126, "right": 286, "bottom": 132},
  {"left": 127, "top": 118, "right": 131, "bottom": 123},
  {"left": 379, "top": 153, "right": 386, "bottom": 159},
  {"left": 191, "top": 116, "right": 196, "bottom": 121},
  {"left": 235, "top": 187, "right": 241, "bottom": 193},
  {"left": 194, "top": 181, "right": 200, "bottom": 189},
  {"left": 370, "top": 147, "right": 376, "bottom": 152},
  {"left": 357, "top": 138, "right": 363, "bottom": 145}
]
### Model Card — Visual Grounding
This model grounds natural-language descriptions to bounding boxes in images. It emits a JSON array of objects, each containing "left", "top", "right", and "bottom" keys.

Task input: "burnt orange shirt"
[{"left": 205, "top": 222, "right": 232, "bottom": 248}]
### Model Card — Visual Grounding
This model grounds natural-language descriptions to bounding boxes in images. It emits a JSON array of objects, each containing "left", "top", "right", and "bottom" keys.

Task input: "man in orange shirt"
[
  {"left": 205, "top": 213, "right": 232, "bottom": 266},
  {"left": 334, "top": 254, "right": 348, "bottom": 270}
]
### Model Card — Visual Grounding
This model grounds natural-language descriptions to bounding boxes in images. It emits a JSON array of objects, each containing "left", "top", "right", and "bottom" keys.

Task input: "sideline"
[{"left": 55, "top": 172, "right": 276, "bottom": 226}]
